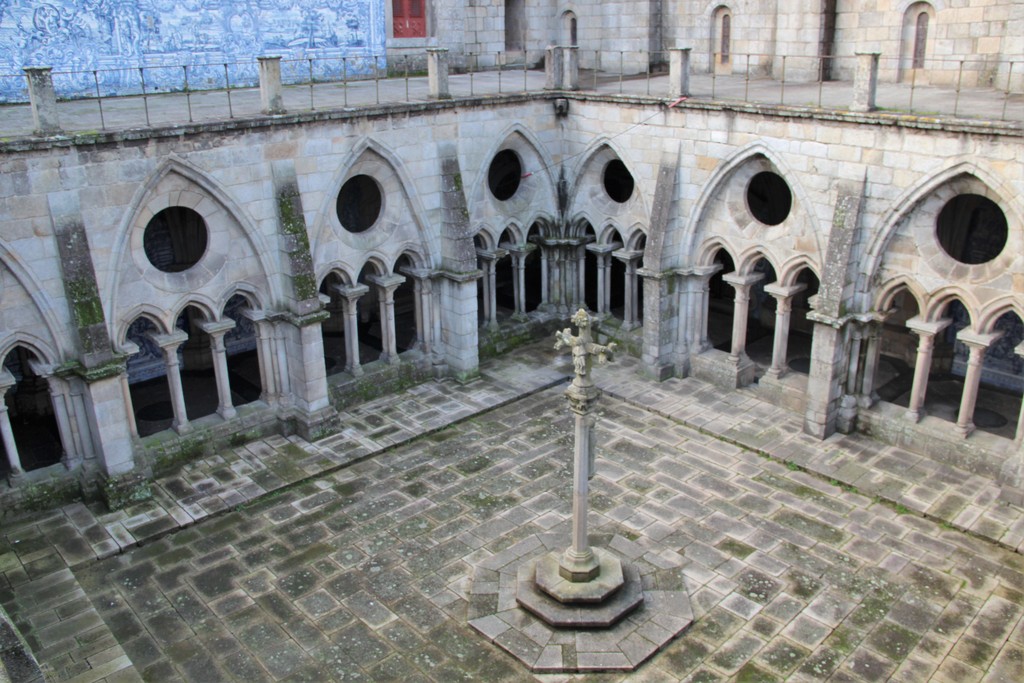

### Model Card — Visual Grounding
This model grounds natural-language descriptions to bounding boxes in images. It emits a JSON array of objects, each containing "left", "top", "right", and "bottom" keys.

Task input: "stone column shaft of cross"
[
  {"left": 554, "top": 309, "right": 615, "bottom": 582},
  {"left": 564, "top": 407, "right": 597, "bottom": 573}
]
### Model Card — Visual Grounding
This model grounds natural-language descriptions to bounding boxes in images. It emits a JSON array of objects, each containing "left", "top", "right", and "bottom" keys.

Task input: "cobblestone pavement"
[{"left": 3, "top": 342, "right": 1024, "bottom": 682}]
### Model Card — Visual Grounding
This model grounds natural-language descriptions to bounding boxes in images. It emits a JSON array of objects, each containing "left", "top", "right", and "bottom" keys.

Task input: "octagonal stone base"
[
  {"left": 468, "top": 533, "right": 694, "bottom": 673},
  {"left": 535, "top": 548, "right": 624, "bottom": 604},
  {"left": 518, "top": 554, "right": 643, "bottom": 627}
]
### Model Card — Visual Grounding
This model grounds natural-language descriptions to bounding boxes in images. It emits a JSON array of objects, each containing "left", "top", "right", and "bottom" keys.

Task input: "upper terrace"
[{"left": 1, "top": 49, "right": 1020, "bottom": 146}]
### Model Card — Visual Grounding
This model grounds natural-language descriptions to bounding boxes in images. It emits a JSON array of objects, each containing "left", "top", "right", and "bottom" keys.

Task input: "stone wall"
[{"left": 0, "top": 85, "right": 1020, "bottom": 499}]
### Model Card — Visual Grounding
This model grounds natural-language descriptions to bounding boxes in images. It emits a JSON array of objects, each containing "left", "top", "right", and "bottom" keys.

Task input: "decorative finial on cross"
[{"left": 554, "top": 309, "right": 617, "bottom": 390}]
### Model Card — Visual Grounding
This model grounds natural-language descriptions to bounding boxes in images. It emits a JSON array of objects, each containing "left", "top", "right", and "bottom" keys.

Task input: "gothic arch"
[
  {"left": 978, "top": 298, "right": 1024, "bottom": 335},
  {"left": 860, "top": 160, "right": 1022, "bottom": 299},
  {"left": 681, "top": 142, "right": 825, "bottom": 270},
  {"left": 925, "top": 287, "right": 980, "bottom": 323},
  {"left": 0, "top": 335, "right": 58, "bottom": 368},
  {"left": 0, "top": 245, "right": 65, "bottom": 360},
  {"left": 566, "top": 140, "right": 651, "bottom": 243},
  {"left": 170, "top": 298, "right": 218, "bottom": 327},
  {"left": 875, "top": 277, "right": 926, "bottom": 315},
  {"left": 109, "top": 155, "right": 279, "bottom": 320},
  {"left": 736, "top": 248, "right": 779, "bottom": 278},
  {"left": 215, "top": 284, "right": 263, "bottom": 315},
  {"left": 115, "top": 307, "right": 170, "bottom": 347},
  {"left": 471, "top": 126, "right": 559, "bottom": 225},
  {"left": 311, "top": 138, "right": 437, "bottom": 270},
  {"left": 778, "top": 257, "right": 819, "bottom": 286}
]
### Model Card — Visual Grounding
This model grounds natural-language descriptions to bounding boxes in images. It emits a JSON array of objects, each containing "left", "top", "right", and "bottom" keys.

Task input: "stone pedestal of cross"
[{"left": 516, "top": 309, "right": 644, "bottom": 625}]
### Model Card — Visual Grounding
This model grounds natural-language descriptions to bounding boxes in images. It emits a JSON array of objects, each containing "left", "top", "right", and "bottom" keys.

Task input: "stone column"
[
  {"left": 669, "top": 48, "right": 692, "bottom": 99},
  {"left": 119, "top": 370, "right": 139, "bottom": 438},
  {"left": 586, "top": 245, "right": 615, "bottom": 316},
  {"left": 24, "top": 67, "right": 61, "bottom": 136},
  {"left": 507, "top": 246, "right": 529, "bottom": 319},
  {"left": 851, "top": 52, "right": 881, "bottom": 113},
  {"left": 29, "top": 362, "right": 76, "bottom": 468},
  {"left": 545, "top": 46, "right": 565, "bottom": 90},
  {"left": 476, "top": 249, "right": 506, "bottom": 331},
  {"left": 722, "top": 272, "right": 764, "bottom": 361},
  {"left": 904, "top": 317, "right": 950, "bottom": 423},
  {"left": 613, "top": 249, "right": 644, "bottom": 330},
  {"left": 244, "top": 310, "right": 278, "bottom": 403},
  {"left": 401, "top": 266, "right": 436, "bottom": 356},
  {"left": 198, "top": 320, "right": 238, "bottom": 420},
  {"left": 149, "top": 331, "right": 191, "bottom": 434},
  {"left": 427, "top": 48, "right": 451, "bottom": 99},
  {"left": 954, "top": 331, "right": 1002, "bottom": 437},
  {"left": 0, "top": 370, "right": 21, "bottom": 476},
  {"left": 693, "top": 264, "right": 722, "bottom": 352},
  {"left": 258, "top": 56, "right": 286, "bottom": 115},
  {"left": 366, "top": 274, "right": 406, "bottom": 365},
  {"left": 335, "top": 284, "right": 369, "bottom": 376},
  {"left": 858, "top": 321, "right": 883, "bottom": 407},
  {"left": 563, "top": 46, "right": 579, "bottom": 90},
  {"left": 763, "top": 283, "right": 807, "bottom": 378}
]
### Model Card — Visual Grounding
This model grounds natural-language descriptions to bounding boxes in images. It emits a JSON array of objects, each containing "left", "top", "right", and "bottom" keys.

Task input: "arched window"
[
  {"left": 721, "top": 14, "right": 731, "bottom": 64},
  {"left": 913, "top": 11, "right": 929, "bottom": 69},
  {"left": 393, "top": 0, "right": 426, "bottom": 39},
  {"left": 712, "top": 6, "right": 733, "bottom": 69}
]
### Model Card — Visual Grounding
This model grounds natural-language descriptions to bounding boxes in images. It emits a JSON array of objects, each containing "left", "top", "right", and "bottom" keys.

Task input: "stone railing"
[{"left": 4, "top": 48, "right": 1020, "bottom": 139}]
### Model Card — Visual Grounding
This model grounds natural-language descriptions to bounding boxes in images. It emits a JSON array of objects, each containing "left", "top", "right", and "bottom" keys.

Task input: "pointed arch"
[
  {"left": 859, "top": 159, "right": 1023, "bottom": 295},
  {"left": 736, "top": 248, "right": 779, "bottom": 277},
  {"left": 566, "top": 138, "right": 650, "bottom": 221},
  {"left": 471, "top": 125, "right": 560, "bottom": 230},
  {"left": 978, "top": 298, "right": 1024, "bottom": 335},
  {"left": 0, "top": 335, "right": 59, "bottom": 368},
  {"left": 108, "top": 155, "right": 280, "bottom": 319},
  {"left": 0, "top": 244, "right": 65, "bottom": 359},
  {"left": 926, "top": 287, "right": 980, "bottom": 323},
  {"left": 874, "top": 276, "right": 927, "bottom": 315},
  {"left": 115, "top": 306, "right": 171, "bottom": 347},
  {"left": 681, "top": 142, "right": 825, "bottom": 265},
  {"left": 215, "top": 283, "right": 264, "bottom": 316},
  {"left": 311, "top": 137, "right": 437, "bottom": 268},
  {"left": 778, "top": 256, "right": 819, "bottom": 286}
]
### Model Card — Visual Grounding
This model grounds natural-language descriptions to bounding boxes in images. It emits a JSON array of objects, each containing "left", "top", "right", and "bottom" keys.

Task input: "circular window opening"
[
  {"left": 143, "top": 207, "right": 208, "bottom": 273},
  {"left": 337, "top": 175, "right": 383, "bottom": 233},
  {"left": 488, "top": 150, "right": 522, "bottom": 201},
  {"left": 937, "top": 194, "right": 1008, "bottom": 265},
  {"left": 603, "top": 159, "right": 634, "bottom": 203},
  {"left": 747, "top": 172, "right": 792, "bottom": 226}
]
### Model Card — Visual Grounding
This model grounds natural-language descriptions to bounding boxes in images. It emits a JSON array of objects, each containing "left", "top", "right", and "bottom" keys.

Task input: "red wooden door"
[{"left": 394, "top": 0, "right": 426, "bottom": 38}]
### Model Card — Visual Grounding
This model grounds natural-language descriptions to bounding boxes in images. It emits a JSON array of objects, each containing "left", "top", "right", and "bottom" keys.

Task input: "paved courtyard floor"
[{"left": 3, "top": 342, "right": 1024, "bottom": 682}]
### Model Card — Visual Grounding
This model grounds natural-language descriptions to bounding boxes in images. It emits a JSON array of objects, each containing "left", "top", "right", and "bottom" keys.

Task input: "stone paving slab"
[{"left": 1, "top": 341, "right": 1024, "bottom": 681}]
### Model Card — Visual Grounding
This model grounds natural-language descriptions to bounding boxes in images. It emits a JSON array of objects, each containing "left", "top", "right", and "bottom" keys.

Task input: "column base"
[
  {"left": 954, "top": 422, "right": 975, "bottom": 438},
  {"left": 218, "top": 406, "right": 237, "bottom": 420},
  {"left": 905, "top": 409, "right": 922, "bottom": 423}
]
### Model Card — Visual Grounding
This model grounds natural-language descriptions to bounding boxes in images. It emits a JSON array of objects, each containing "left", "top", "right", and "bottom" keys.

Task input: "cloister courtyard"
[{"left": 2, "top": 342, "right": 1023, "bottom": 682}]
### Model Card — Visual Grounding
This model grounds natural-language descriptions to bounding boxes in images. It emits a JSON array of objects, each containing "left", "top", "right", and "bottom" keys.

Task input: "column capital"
[
  {"left": 147, "top": 330, "right": 189, "bottom": 350},
  {"left": 332, "top": 283, "right": 370, "bottom": 301},
  {"left": 905, "top": 316, "right": 951, "bottom": 337},
  {"left": 197, "top": 319, "right": 237, "bottom": 337},
  {"left": 365, "top": 273, "right": 406, "bottom": 293},
  {"left": 611, "top": 248, "right": 644, "bottom": 264},
  {"left": 764, "top": 282, "right": 807, "bottom": 299},
  {"left": 721, "top": 271, "right": 764, "bottom": 288},
  {"left": 475, "top": 247, "right": 508, "bottom": 261},
  {"left": 956, "top": 329, "right": 1003, "bottom": 349},
  {"left": 585, "top": 243, "right": 617, "bottom": 256}
]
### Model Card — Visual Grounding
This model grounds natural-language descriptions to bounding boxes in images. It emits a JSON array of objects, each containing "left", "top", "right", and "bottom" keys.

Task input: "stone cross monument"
[
  {"left": 553, "top": 308, "right": 616, "bottom": 582},
  {"left": 515, "top": 308, "right": 643, "bottom": 627}
]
